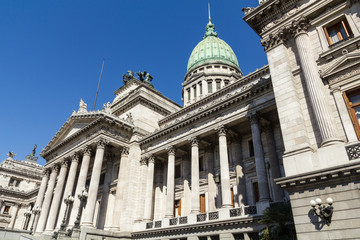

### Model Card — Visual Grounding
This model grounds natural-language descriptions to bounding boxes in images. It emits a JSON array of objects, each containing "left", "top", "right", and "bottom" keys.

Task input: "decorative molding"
[
  {"left": 140, "top": 157, "right": 147, "bottom": 166},
  {"left": 121, "top": 147, "right": 129, "bottom": 156},
  {"left": 190, "top": 137, "right": 199, "bottom": 147},
  {"left": 97, "top": 139, "right": 108, "bottom": 149},
  {"left": 71, "top": 153, "right": 79, "bottom": 162},
  {"left": 166, "top": 146, "right": 176, "bottom": 155},
  {"left": 61, "top": 159, "right": 70, "bottom": 169},
  {"left": 148, "top": 155, "right": 155, "bottom": 164},
  {"left": 345, "top": 143, "right": 360, "bottom": 160},
  {"left": 52, "top": 164, "right": 60, "bottom": 174},
  {"left": 215, "top": 125, "right": 227, "bottom": 137},
  {"left": 83, "top": 146, "right": 92, "bottom": 156}
]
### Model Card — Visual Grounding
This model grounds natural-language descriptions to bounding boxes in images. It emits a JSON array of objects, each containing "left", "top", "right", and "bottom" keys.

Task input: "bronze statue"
[
  {"left": 123, "top": 70, "right": 135, "bottom": 84},
  {"left": 7, "top": 151, "right": 16, "bottom": 158},
  {"left": 31, "top": 144, "right": 37, "bottom": 156}
]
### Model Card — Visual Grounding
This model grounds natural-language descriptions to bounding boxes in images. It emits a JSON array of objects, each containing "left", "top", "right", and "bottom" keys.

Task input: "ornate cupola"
[{"left": 183, "top": 12, "right": 243, "bottom": 107}]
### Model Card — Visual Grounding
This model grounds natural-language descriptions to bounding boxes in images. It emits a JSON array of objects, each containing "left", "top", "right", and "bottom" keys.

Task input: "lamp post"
[
  {"left": 310, "top": 197, "right": 334, "bottom": 226},
  {"left": 29, "top": 205, "right": 40, "bottom": 234},
  {"left": 60, "top": 193, "right": 74, "bottom": 231},
  {"left": 74, "top": 187, "right": 88, "bottom": 229},
  {"left": 23, "top": 209, "right": 32, "bottom": 230}
]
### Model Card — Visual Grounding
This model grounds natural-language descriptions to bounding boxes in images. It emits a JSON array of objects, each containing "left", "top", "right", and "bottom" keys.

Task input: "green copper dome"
[{"left": 187, "top": 21, "right": 240, "bottom": 73}]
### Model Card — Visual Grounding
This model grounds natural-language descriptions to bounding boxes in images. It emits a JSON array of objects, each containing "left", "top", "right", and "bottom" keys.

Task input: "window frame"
[
  {"left": 323, "top": 17, "right": 352, "bottom": 46},
  {"left": 343, "top": 89, "right": 360, "bottom": 139}
]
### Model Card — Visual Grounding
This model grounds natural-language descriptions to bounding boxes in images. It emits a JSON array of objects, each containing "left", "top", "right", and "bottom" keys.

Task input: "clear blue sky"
[{"left": 0, "top": 0, "right": 267, "bottom": 165}]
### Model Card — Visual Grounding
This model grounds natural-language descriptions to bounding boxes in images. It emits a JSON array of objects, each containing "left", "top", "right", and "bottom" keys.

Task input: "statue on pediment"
[
  {"left": 78, "top": 99, "right": 88, "bottom": 113},
  {"left": 123, "top": 70, "right": 135, "bottom": 84},
  {"left": 31, "top": 144, "right": 37, "bottom": 156},
  {"left": 102, "top": 102, "right": 112, "bottom": 114},
  {"left": 7, "top": 151, "right": 16, "bottom": 159}
]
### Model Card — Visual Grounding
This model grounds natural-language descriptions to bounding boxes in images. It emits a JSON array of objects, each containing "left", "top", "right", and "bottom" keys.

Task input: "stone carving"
[
  {"left": 125, "top": 113, "right": 134, "bottom": 124},
  {"left": 190, "top": 137, "right": 199, "bottom": 146},
  {"left": 242, "top": 7, "right": 255, "bottom": 15},
  {"left": 43, "top": 168, "right": 50, "bottom": 176},
  {"left": 216, "top": 125, "right": 227, "bottom": 136},
  {"left": 52, "top": 164, "right": 60, "bottom": 173},
  {"left": 121, "top": 147, "right": 129, "bottom": 156},
  {"left": 7, "top": 151, "right": 16, "bottom": 159},
  {"left": 140, "top": 157, "right": 147, "bottom": 165},
  {"left": 72, "top": 153, "right": 79, "bottom": 162},
  {"left": 148, "top": 155, "right": 155, "bottom": 164},
  {"left": 78, "top": 99, "right": 88, "bottom": 113},
  {"left": 102, "top": 102, "right": 112, "bottom": 114},
  {"left": 83, "top": 146, "right": 92, "bottom": 156},
  {"left": 247, "top": 112, "right": 259, "bottom": 124},
  {"left": 345, "top": 143, "right": 360, "bottom": 160},
  {"left": 61, "top": 159, "right": 70, "bottom": 168},
  {"left": 166, "top": 146, "right": 176, "bottom": 155},
  {"left": 97, "top": 139, "right": 109, "bottom": 149}
]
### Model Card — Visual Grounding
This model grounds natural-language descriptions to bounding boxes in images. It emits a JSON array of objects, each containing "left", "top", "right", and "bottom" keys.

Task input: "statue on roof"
[
  {"left": 31, "top": 144, "right": 37, "bottom": 156},
  {"left": 78, "top": 98, "right": 88, "bottom": 113},
  {"left": 123, "top": 70, "right": 135, "bottom": 84},
  {"left": 7, "top": 151, "right": 16, "bottom": 159},
  {"left": 136, "top": 71, "right": 154, "bottom": 88}
]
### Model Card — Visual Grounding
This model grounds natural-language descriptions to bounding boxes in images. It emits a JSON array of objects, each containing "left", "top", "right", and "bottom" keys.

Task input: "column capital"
[
  {"left": 52, "top": 164, "right": 60, "bottom": 174},
  {"left": 61, "top": 159, "right": 70, "bottom": 169},
  {"left": 216, "top": 125, "right": 227, "bottom": 137},
  {"left": 43, "top": 168, "right": 51, "bottom": 177},
  {"left": 140, "top": 157, "right": 147, "bottom": 165},
  {"left": 97, "top": 139, "right": 109, "bottom": 149},
  {"left": 290, "top": 16, "right": 309, "bottom": 38},
  {"left": 83, "top": 146, "right": 92, "bottom": 156},
  {"left": 71, "top": 153, "right": 80, "bottom": 162},
  {"left": 121, "top": 147, "right": 129, "bottom": 156},
  {"left": 148, "top": 155, "right": 155, "bottom": 164},
  {"left": 247, "top": 112, "right": 260, "bottom": 124},
  {"left": 189, "top": 137, "right": 199, "bottom": 146},
  {"left": 166, "top": 145, "right": 176, "bottom": 155}
]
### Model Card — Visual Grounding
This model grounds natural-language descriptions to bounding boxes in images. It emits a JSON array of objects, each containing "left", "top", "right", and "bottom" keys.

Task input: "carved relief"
[{"left": 121, "top": 147, "right": 129, "bottom": 156}]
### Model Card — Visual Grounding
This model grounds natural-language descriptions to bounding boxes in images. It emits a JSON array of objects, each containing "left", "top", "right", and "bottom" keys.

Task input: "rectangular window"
[
  {"left": 187, "top": 89, "right": 190, "bottom": 101},
  {"left": 344, "top": 89, "right": 360, "bottom": 139},
  {"left": 193, "top": 85, "right": 197, "bottom": 98},
  {"left": 248, "top": 140, "right": 254, "bottom": 157},
  {"left": 175, "top": 164, "right": 181, "bottom": 178},
  {"left": 324, "top": 18, "right": 352, "bottom": 45},
  {"left": 3, "top": 206, "right": 10, "bottom": 214},
  {"left": 253, "top": 182, "right": 260, "bottom": 203},
  {"left": 200, "top": 194, "right": 206, "bottom": 213},
  {"left": 216, "top": 80, "right": 221, "bottom": 90},
  {"left": 199, "top": 83, "right": 202, "bottom": 95},
  {"left": 208, "top": 81, "right": 213, "bottom": 93},
  {"left": 199, "top": 156, "right": 204, "bottom": 172},
  {"left": 174, "top": 199, "right": 181, "bottom": 217}
]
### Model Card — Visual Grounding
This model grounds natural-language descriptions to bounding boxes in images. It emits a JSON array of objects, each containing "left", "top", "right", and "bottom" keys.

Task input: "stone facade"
[
  {"left": 0, "top": 153, "right": 43, "bottom": 232},
  {"left": 7, "top": 0, "right": 360, "bottom": 240}
]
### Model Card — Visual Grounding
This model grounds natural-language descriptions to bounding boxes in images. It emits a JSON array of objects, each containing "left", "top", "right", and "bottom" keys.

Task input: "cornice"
[
  {"left": 141, "top": 75, "right": 272, "bottom": 146},
  {"left": 275, "top": 160, "right": 360, "bottom": 191},
  {"left": 159, "top": 66, "right": 269, "bottom": 126},
  {"left": 0, "top": 165, "right": 43, "bottom": 180},
  {"left": 0, "top": 186, "right": 39, "bottom": 199},
  {"left": 132, "top": 215, "right": 263, "bottom": 238},
  {"left": 41, "top": 115, "right": 133, "bottom": 159}
]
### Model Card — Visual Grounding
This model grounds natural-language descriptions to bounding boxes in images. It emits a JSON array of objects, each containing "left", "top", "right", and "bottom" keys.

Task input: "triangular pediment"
[{"left": 322, "top": 51, "right": 360, "bottom": 78}]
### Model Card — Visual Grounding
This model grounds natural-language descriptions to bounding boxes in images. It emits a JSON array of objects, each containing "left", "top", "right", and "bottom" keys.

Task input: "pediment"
[{"left": 321, "top": 51, "right": 360, "bottom": 79}]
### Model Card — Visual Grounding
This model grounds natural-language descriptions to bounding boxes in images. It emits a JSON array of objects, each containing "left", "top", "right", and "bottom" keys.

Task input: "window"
[
  {"left": 174, "top": 199, "right": 181, "bottom": 217},
  {"left": 207, "top": 81, "right": 213, "bottom": 93},
  {"left": 200, "top": 194, "right": 206, "bottom": 213},
  {"left": 231, "top": 187, "right": 234, "bottom": 207},
  {"left": 253, "top": 182, "right": 260, "bottom": 203},
  {"left": 224, "top": 80, "right": 229, "bottom": 86},
  {"left": 193, "top": 85, "right": 197, "bottom": 98},
  {"left": 187, "top": 88, "right": 190, "bottom": 101},
  {"left": 8, "top": 177, "right": 20, "bottom": 187},
  {"left": 199, "top": 83, "right": 202, "bottom": 95},
  {"left": 324, "top": 18, "right": 352, "bottom": 45},
  {"left": 248, "top": 140, "right": 255, "bottom": 157},
  {"left": 175, "top": 164, "right": 181, "bottom": 178},
  {"left": 344, "top": 89, "right": 360, "bottom": 139},
  {"left": 199, "top": 156, "right": 204, "bottom": 172},
  {"left": 3, "top": 206, "right": 10, "bottom": 215},
  {"left": 216, "top": 80, "right": 221, "bottom": 90}
]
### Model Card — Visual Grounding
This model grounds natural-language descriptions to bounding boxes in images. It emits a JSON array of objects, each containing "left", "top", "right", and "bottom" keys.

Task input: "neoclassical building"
[
  {"left": 18, "top": 0, "right": 360, "bottom": 239},
  {"left": 0, "top": 151, "right": 43, "bottom": 233}
]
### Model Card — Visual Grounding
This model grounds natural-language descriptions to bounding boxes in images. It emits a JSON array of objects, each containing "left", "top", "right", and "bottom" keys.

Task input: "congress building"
[{"left": 3, "top": 0, "right": 360, "bottom": 239}]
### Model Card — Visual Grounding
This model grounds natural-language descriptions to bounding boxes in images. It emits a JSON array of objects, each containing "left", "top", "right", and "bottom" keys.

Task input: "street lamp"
[
  {"left": 310, "top": 197, "right": 334, "bottom": 226},
  {"left": 60, "top": 193, "right": 74, "bottom": 231},
  {"left": 29, "top": 205, "right": 40, "bottom": 234},
  {"left": 74, "top": 187, "right": 88, "bottom": 229}
]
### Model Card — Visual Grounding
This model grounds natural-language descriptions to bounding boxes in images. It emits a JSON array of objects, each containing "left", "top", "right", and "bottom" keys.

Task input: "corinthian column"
[
  {"left": 32, "top": 169, "right": 50, "bottom": 232},
  {"left": 143, "top": 155, "right": 155, "bottom": 221},
  {"left": 69, "top": 147, "right": 92, "bottom": 227},
  {"left": 36, "top": 164, "right": 60, "bottom": 233},
  {"left": 292, "top": 17, "right": 341, "bottom": 146},
  {"left": 82, "top": 139, "right": 107, "bottom": 227},
  {"left": 110, "top": 147, "right": 129, "bottom": 230},
  {"left": 56, "top": 154, "right": 79, "bottom": 229},
  {"left": 45, "top": 159, "right": 69, "bottom": 232},
  {"left": 248, "top": 113, "right": 270, "bottom": 201},
  {"left": 190, "top": 137, "right": 200, "bottom": 213},
  {"left": 165, "top": 146, "right": 176, "bottom": 218},
  {"left": 216, "top": 126, "right": 232, "bottom": 208}
]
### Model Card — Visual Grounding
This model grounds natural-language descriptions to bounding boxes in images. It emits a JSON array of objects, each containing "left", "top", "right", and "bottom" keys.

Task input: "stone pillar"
[
  {"left": 248, "top": 113, "right": 270, "bottom": 201},
  {"left": 165, "top": 146, "right": 176, "bottom": 218},
  {"left": 205, "top": 144, "right": 216, "bottom": 212},
  {"left": 216, "top": 126, "right": 232, "bottom": 208},
  {"left": 36, "top": 164, "right": 60, "bottom": 233},
  {"left": 202, "top": 79, "right": 208, "bottom": 96},
  {"left": 190, "top": 137, "right": 200, "bottom": 213},
  {"left": 32, "top": 169, "right": 50, "bottom": 232},
  {"left": 103, "top": 190, "right": 116, "bottom": 230},
  {"left": 232, "top": 139, "right": 247, "bottom": 206},
  {"left": 56, "top": 154, "right": 79, "bottom": 229},
  {"left": 97, "top": 154, "right": 114, "bottom": 229},
  {"left": 110, "top": 147, "right": 129, "bottom": 230},
  {"left": 212, "top": 80, "right": 216, "bottom": 93},
  {"left": 45, "top": 159, "right": 69, "bottom": 232},
  {"left": 82, "top": 139, "right": 107, "bottom": 227},
  {"left": 190, "top": 86, "right": 194, "bottom": 104},
  {"left": 293, "top": 17, "right": 341, "bottom": 146},
  {"left": 143, "top": 155, "right": 155, "bottom": 221},
  {"left": 332, "top": 88, "right": 358, "bottom": 142},
  {"left": 184, "top": 89, "right": 189, "bottom": 106},
  {"left": 9, "top": 203, "right": 20, "bottom": 229},
  {"left": 196, "top": 83, "right": 201, "bottom": 100},
  {"left": 69, "top": 147, "right": 92, "bottom": 227},
  {"left": 263, "top": 123, "right": 284, "bottom": 202},
  {"left": 182, "top": 155, "right": 192, "bottom": 216},
  {"left": 136, "top": 157, "right": 148, "bottom": 222}
]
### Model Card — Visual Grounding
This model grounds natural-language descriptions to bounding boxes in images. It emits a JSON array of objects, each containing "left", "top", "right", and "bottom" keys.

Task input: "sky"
[{"left": 0, "top": 0, "right": 267, "bottom": 166}]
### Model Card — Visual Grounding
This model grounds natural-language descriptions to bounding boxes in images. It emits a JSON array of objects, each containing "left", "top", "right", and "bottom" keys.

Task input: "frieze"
[{"left": 325, "top": 63, "right": 360, "bottom": 84}]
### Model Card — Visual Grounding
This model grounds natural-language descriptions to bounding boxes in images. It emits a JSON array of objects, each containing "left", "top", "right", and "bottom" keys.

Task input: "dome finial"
[
  {"left": 208, "top": 3, "right": 211, "bottom": 24},
  {"left": 204, "top": 3, "right": 218, "bottom": 39}
]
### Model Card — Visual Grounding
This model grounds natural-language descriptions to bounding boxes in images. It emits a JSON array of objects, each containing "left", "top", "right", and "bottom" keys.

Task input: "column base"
[
  {"left": 190, "top": 210, "right": 200, "bottom": 214},
  {"left": 142, "top": 218, "right": 152, "bottom": 222},
  {"left": 108, "top": 227, "right": 120, "bottom": 231},
  {"left": 80, "top": 222, "right": 95, "bottom": 228},
  {"left": 165, "top": 215, "right": 174, "bottom": 218},
  {"left": 321, "top": 137, "right": 344, "bottom": 147},
  {"left": 221, "top": 204, "right": 232, "bottom": 208}
]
